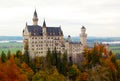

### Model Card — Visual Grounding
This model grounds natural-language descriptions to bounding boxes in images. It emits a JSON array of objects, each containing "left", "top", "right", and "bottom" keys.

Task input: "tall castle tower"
[
  {"left": 32, "top": 9, "right": 38, "bottom": 25},
  {"left": 80, "top": 26, "right": 87, "bottom": 47}
]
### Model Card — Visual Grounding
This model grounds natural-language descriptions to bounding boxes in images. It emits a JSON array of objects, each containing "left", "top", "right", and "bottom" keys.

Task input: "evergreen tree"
[
  {"left": 51, "top": 47, "right": 57, "bottom": 66},
  {"left": 23, "top": 50, "right": 30, "bottom": 65},
  {"left": 46, "top": 48, "right": 52, "bottom": 68},
  {"left": 63, "top": 51, "right": 67, "bottom": 65},
  {"left": 56, "top": 51, "right": 61, "bottom": 72},
  {"left": 1, "top": 51, "right": 7, "bottom": 62},
  {"left": 7, "top": 50, "right": 11, "bottom": 59},
  {"left": 16, "top": 50, "right": 22, "bottom": 58},
  {"left": 22, "top": 39, "right": 30, "bottom": 65},
  {"left": 69, "top": 56, "right": 73, "bottom": 66},
  {"left": 61, "top": 51, "right": 68, "bottom": 76}
]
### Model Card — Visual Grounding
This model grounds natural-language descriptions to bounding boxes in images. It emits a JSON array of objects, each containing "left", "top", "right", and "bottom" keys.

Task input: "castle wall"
[{"left": 24, "top": 35, "right": 65, "bottom": 58}]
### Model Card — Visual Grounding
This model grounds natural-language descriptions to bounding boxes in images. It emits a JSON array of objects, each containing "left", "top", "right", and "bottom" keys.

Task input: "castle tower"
[
  {"left": 80, "top": 26, "right": 87, "bottom": 47},
  {"left": 32, "top": 9, "right": 38, "bottom": 25},
  {"left": 42, "top": 20, "right": 47, "bottom": 55}
]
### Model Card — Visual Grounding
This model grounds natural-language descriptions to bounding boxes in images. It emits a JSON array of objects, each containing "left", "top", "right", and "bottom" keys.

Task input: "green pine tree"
[
  {"left": 1, "top": 51, "right": 7, "bottom": 62},
  {"left": 7, "top": 50, "right": 11, "bottom": 59},
  {"left": 23, "top": 50, "right": 30, "bottom": 65},
  {"left": 46, "top": 48, "right": 52, "bottom": 68},
  {"left": 61, "top": 51, "right": 68, "bottom": 76}
]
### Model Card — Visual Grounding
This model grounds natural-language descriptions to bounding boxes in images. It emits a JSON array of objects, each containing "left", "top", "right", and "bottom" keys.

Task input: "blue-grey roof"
[
  {"left": 46, "top": 27, "right": 63, "bottom": 36},
  {"left": 27, "top": 25, "right": 63, "bottom": 36},
  {"left": 27, "top": 25, "right": 42, "bottom": 36}
]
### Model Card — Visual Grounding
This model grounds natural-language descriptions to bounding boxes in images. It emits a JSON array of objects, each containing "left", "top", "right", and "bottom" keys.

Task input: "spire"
[
  {"left": 81, "top": 26, "right": 86, "bottom": 29},
  {"left": 34, "top": 9, "right": 37, "bottom": 17},
  {"left": 32, "top": 9, "right": 38, "bottom": 25},
  {"left": 43, "top": 19, "right": 46, "bottom": 27}
]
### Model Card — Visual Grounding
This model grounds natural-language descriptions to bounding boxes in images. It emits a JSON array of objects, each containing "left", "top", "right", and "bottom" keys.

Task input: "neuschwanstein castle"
[{"left": 23, "top": 10, "right": 87, "bottom": 64}]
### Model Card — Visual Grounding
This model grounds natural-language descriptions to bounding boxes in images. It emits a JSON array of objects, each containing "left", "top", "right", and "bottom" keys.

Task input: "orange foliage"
[
  {"left": 21, "top": 62, "right": 33, "bottom": 73},
  {"left": 0, "top": 56, "right": 28, "bottom": 81},
  {"left": 21, "top": 62, "right": 34, "bottom": 80},
  {"left": 109, "top": 62, "right": 116, "bottom": 71},
  {"left": 81, "top": 72, "right": 88, "bottom": 81}
]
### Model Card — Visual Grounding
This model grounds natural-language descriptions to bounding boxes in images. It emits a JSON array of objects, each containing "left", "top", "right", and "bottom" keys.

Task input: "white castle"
[{"left": 23, "top": 10, "right": 87, "bottom": 64}]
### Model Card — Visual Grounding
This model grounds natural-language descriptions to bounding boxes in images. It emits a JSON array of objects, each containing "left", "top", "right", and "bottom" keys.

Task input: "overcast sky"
[{"left": 0, "top": 0, "right": 120, "bottom": 37}]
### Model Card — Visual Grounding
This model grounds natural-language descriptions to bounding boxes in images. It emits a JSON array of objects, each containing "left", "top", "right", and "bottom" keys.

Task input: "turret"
[
  {"left": 42, "top": 19, "right": 47, "bottom": 36},
  {"left": 80, "top": 26, "right": 87, "bottom": 47},
  {"left": 66, "top": 35, "right": 71, "bottom": 42},
  {"left": 32, "top": 9, "right": 38, "bottom": 25},
  {"left": 81, "top": 26, "right": 86, "bottom": 34}
]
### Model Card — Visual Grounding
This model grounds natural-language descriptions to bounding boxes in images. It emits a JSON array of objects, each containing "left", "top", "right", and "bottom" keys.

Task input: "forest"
[{"left": 0, "top": 43, "right": 120, "bottom": 81}]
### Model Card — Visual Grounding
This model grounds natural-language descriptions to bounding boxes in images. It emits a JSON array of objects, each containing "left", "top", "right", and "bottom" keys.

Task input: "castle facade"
[{"left": 23, "top": 10, "right": 87, "bottom": 63}]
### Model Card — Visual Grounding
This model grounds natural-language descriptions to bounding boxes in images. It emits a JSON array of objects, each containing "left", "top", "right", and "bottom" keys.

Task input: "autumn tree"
[
  {"left": 0, "top": 55, "right": 28, "bottom": 81},
  {"left": 68, "top": 64, "right": 81, "bottom": 81},
  {"left": 21, "top": 62, "right": 34, "bottom": 81},
  {"left": 32, "top": 67, "right": 66, "bottom": 81}
]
